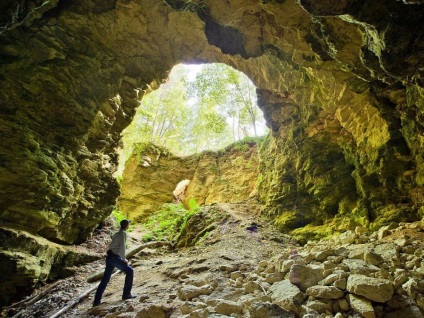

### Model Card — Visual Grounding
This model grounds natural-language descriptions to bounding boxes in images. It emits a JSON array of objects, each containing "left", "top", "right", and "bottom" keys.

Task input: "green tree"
[{"left": 117, "top": 63, "right": 267, "bottom": 176}]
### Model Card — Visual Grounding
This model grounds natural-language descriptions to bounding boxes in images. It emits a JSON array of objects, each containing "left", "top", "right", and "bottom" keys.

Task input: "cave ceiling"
[{"left": 0, "top": 0, "right": 423, "bottom": 247}]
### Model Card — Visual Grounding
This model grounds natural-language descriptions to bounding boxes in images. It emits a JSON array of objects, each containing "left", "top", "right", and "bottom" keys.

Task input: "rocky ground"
[{"left": 3, "top": 202, "right": 424, "bottom": 318}]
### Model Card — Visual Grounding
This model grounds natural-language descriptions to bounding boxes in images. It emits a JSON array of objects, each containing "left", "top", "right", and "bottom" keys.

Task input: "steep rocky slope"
[
  {"left": 1, "top": 0, "right": 424, "bottom": 307},
  {"left": 5, "top": 203, "right": 424, "bottom": 318}
]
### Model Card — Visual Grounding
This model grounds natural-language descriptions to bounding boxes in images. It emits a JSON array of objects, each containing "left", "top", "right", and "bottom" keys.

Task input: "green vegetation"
[
  {"left": 117, "top": 63, "right": 268, "bottom": 177},
  {"left": 112, "top": 209, "right": 126, "bottom": 224},
  {"left": 141, "top": 198, "right": 200, "bottom": 242},
  {"left": 111, "top": 209, "right": 133, "bottom": 239}
]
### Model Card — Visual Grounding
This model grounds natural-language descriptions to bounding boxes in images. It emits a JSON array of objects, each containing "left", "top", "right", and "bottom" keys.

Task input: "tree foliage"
[{"left": 117, "top": 63, "right": 267, "bottom": 176}]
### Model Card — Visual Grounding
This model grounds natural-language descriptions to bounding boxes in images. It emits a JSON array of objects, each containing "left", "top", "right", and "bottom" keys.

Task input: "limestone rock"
[
  {"left": 269, "top": 280, "right": 306, "bottom": 313},
  {"left": 347, "top": 274, "right": 394, "bottom": 303},
  {"left": 214, "top": 299, "right": 243, "bottom": 316},
  {"left": 348, "top": 294, "right": 376, "bottom": 318},
  {"left": 177, "top": 284, "right": 214, "bottom": 300},
  {"left": 305, "top": 298, "right": 333, "bottom": 314},
  {"left": 288, "top": 264, "right": 324, "bottom": 292},
  {"left": 249, "top": 302, "right": 294, "bottom": 318},
  {"left": 305, "top": 285, "right": 344, "bottom": 299}
]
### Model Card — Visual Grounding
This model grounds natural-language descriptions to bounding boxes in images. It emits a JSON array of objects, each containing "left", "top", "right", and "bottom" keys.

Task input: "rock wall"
[
  {"left": 118, "top": 141, "right": 260, "bottom": 220},
  {"left": 1, "top": 0, "right": 424, "bottom": 305}
]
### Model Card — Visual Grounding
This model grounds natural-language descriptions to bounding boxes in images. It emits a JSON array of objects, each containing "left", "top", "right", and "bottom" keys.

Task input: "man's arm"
[{"left": 119, "top": 231, "right": 127, "bottom": 262}]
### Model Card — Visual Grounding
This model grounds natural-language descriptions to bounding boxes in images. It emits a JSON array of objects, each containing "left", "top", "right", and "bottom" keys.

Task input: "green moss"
[
  {"left": 112, "top": 209, "right": 126, "bottom": 223},
  {"left": 141, "top": 199, "right": 200, "bottom": 243},
  {"left": 369, "top": 204, "right": 420, "bottom": 231},
  {"left": 290, "top": 224, "right": 336, "bottom": 244}
]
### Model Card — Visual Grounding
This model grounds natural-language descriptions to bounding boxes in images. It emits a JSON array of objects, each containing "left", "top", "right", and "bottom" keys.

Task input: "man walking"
[{"left": 93, "top": 219, "right": 136, "bottom": 306}]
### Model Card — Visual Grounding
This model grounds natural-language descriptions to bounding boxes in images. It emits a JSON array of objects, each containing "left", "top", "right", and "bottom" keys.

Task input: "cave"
[{"left": 1, "top": 0, "right": 424, "bottom": 311}]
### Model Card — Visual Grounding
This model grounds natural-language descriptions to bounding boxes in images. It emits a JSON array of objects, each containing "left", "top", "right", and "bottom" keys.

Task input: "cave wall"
[
  {"left": 0, "top": 0, "right": 424, "bottom": 305},
  {"left": 119, "top": 142, "right": 259, "bottom": 220}
]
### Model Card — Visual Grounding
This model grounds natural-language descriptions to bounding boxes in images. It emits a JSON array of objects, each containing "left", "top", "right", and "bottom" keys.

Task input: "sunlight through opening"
[{"left": 117, "top": 63, "right": 268, "bottom": 177}]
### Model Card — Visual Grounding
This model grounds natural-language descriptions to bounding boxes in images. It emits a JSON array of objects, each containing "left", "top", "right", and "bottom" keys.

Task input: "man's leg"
[
  {"left": 93, "top": 260, "right": 115, "bottom": 306},
  {"left": 112, "top": 258, "right": 134, "bottom": 298}
]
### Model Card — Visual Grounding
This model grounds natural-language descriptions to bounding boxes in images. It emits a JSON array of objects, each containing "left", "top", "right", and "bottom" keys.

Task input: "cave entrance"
[
  {"left": 116, "top": 63, "right": 267, "bottom": 222},
  {"left": 117, "top": 63, "right": 268, "bottom": 177}
]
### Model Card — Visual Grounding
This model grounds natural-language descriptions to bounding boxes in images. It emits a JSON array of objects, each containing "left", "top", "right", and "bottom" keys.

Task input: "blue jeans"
[{"left": 93, "top": 253, "right": 134, "bottom": 305}]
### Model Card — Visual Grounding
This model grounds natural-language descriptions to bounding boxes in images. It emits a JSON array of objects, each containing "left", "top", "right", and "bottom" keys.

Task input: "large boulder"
[{"left": 347, "top": 274, "right": 394, "bottom": 303}]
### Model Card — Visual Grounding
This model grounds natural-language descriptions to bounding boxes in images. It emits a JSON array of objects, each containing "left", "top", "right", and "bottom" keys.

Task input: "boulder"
[
  {"left": 288, "top": 264, "right": 324, "bottom": 292},
  {"left": 269, "top": 280, "right": 306, "bottom": 313},
  {"left": 347, "top": 274, "right": 394, "bottom": 303}
]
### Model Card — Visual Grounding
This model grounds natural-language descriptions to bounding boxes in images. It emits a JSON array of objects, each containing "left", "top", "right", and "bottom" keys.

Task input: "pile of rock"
[{"left": 176, "top": 222, "right": 424, "bottom": 318}]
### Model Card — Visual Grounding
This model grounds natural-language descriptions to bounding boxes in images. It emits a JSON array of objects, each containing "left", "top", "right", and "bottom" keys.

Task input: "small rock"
[
  {"left": 334, "top": 278, "right": 347, "bottom": 290},
  {"left": 177, "top": 284, "right": 213, "bottom": 300},
  {"left": 214, "top": 299, "right": 243, "bottom": 315},
  {"left": 348, "top": 294, "right": 375, "bottom": 318},
  {"left": 364, "top": 251, "right": 384, "bottom": 266},
  {"left": 265, "top": 272, "right": 284, "bottom": 284},
  {"left": 306, "top": 285, "right": 344, "bottom": 299},
  {"left": 249, "top": 301, "right": 294, "bottom": 318}
]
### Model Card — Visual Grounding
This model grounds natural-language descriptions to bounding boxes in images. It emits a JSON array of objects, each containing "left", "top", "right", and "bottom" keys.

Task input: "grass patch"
[{"left": 141, "top": 198, "right": 200, "bottom": 242}]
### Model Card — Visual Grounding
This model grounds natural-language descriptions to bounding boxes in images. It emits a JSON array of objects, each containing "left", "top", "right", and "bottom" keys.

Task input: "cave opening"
[
  {"left": 115, "top": 63, "right": 268, "bottom": 224},
  {"left": 116, "top": 62, "right": 268, "bottom": 178}
]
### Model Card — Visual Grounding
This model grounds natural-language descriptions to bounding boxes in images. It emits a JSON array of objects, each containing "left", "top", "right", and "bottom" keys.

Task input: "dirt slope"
[{"left": 4, "top": 202, "right": 297, "bottom": 317}]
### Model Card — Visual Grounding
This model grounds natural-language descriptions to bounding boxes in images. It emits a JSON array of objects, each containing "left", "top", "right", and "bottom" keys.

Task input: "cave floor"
[
  {"left": 6, "top": 202, "right": 424, "bottom": 318},
  {"left": 5, "top": 202, "right": 297, "bottom": 318}
]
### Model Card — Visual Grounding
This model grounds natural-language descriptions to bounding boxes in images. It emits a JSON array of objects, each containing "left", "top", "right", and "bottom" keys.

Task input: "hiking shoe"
[
  {"left": 122, "top": 294, "right": 137, "bottom": 300},
  {"left": 92, "top": 301, "right": 101, "bottom": 307}
]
